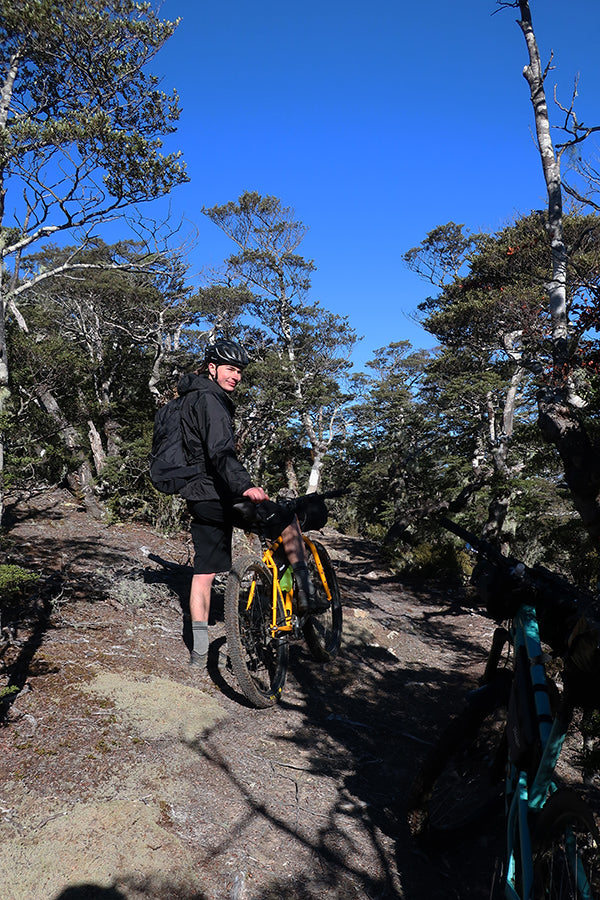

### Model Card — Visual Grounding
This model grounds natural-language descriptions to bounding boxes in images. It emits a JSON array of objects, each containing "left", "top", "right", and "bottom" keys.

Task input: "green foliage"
[
  {"left": 98, "top": 420, "right": 189, "bottom": 532},
  {"left": 0, "top": 565, "right": 39, "bottom": 599},
  {"left": 404, "top": 222, "right": 477, "bottom": 288},
  {"left": 0, "top": 685, "right": 20, "bottom": 701},
  {"left": 388, "top": 539, "right": 473, "bottom": 581},
  {"left": 0, "top": 0, "right": 187, "bottom": 207}
]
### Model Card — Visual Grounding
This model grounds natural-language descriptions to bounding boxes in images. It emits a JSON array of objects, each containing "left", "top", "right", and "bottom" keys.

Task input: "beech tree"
[
  {"left": 337, "top": 342, "right": 437, "bottom": 537},
  {"left": 0, "top": 0, "right": 187, "bottom": 521},
  {"left": 499, "top": 0, "right": 600, "bottom": 545},
  {"left": 203, "top": 192, "right": 357, "bottom": 493},
  {"left": 406, "top": 209, "right": 600, "bottom": 563},
  {"left": 407, "top": 216, "right": 547, "bottom": 542}
]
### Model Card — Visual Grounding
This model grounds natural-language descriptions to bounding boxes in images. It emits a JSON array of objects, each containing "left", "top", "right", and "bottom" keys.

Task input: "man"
[{"left": 178, "top": 339, "right": 325, "bottom": 669}]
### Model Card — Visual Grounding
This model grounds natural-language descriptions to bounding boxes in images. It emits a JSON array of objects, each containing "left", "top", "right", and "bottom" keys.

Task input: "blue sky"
[{"left": 152, "top": 0, "right": 600, "bottom": 370}]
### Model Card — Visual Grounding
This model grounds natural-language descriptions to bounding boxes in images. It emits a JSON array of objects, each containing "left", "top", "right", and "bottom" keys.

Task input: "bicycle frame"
[
  {"left": 259, "top": 535, "right": 335, "bottom": 639},
  {"left": 429, "top": 516, "right": 596, "bottom": 897},
  {"left": 261, "top": 537, "right": 294, "bottom": 635},
  {"left": 501, "top": 604, "right": 593, "bottom": 900}
]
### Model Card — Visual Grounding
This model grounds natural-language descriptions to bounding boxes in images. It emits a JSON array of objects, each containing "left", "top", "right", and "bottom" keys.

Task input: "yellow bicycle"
[{"left": 224, "top": 494, "right": 343, "bottom": 708}]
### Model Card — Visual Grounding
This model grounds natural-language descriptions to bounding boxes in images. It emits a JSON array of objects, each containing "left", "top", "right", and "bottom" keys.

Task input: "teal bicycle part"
[{"left": 407, "top": 518, "right": 600, "bottom": 899}]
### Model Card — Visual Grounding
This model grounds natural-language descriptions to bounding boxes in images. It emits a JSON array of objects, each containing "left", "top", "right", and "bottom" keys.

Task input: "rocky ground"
[{"left": 0, "top": 488, "right": 597, "bottom": 900}]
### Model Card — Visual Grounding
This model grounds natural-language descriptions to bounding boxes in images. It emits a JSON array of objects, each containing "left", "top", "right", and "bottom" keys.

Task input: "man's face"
[{"left": 209, "top": 362, "right": 243, "bottom": 392}]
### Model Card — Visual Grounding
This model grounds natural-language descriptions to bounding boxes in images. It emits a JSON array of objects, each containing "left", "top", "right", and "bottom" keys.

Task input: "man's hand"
[{"left": 243, "top": 486, "right": 269, "bottom": 504}]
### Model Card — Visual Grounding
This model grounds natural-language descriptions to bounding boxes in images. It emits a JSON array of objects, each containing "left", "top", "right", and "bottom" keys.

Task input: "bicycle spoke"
[
  {"left": 302, "top": 539, "right": 343, "bottom": 663},
  {"left": 224, "top": 556, "right": 288, "bottom": 708},
  {"left": 532, "top": 791, "right": 600, "bottom": 899}
]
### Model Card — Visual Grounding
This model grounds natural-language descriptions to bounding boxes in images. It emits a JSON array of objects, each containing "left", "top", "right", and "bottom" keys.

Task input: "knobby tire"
[
  {"left": 302, "top": 539, "right": 343, "bottom": 663},
  {"left": 531, "top": 789, "right": 600, "bottom": 900},
  {"left": 224, "top": 555, "right": 288, "bottom": 709}
]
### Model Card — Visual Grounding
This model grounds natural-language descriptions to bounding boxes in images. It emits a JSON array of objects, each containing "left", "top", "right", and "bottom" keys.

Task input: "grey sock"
[{"left": 192, "top": 621, "right": 209, "bottom": 656}]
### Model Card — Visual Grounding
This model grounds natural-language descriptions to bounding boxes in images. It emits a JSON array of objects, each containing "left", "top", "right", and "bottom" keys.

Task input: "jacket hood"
[
  {"left": 177, "top": 372, "right": 235, "bottom": 411},
  {"left": 177, "top": 372, "right": 206, "bottom": 396}
]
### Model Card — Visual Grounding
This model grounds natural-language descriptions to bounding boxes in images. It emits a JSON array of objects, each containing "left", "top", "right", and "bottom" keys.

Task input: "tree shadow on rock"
[
  {"left": 0, "top": 575, "right": 57, "bottom": 724},
  {"left": 278, "top": 618, "right": 503, "bottom": 898},
  {"left": 180, "top": 621, "right": 495, "bottom": 899}
]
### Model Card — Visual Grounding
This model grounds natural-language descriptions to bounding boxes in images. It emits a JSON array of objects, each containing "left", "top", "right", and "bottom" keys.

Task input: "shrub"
[
  {"left": 109, "top": 576, "right": 175, "bottom": 608},
  {"left": 391, "top": 540, "right": 473, "bottom": 580},
  {"left": 0, "top": 565, "right": 39, "bottom": 599}
]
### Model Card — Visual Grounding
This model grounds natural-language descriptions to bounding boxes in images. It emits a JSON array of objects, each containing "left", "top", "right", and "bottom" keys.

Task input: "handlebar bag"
[{"left": 293, "top": 494, "right": 329, "bottom": 532}]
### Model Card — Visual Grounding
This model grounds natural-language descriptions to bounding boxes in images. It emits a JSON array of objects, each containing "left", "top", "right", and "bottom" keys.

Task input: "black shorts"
[{"left": 187, "top": 499, "right": 296, "bottom": 575}]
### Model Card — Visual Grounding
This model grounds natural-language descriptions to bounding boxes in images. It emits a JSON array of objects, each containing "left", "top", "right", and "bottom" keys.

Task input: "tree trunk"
[
  {"left": 516, "top": 0, "right": 600, "bottom": 546},
  {"left": 518, "top": 1, "right": 569, "bottom": 354},
  {"left": 285, "top": 457, "right": 299, "bottom": 494},
  {"left": 537, "top": 391, "right": 600, "bottom": 543},
  {"left": 306, "top": 447, "right": 326, "bottom": 494},
  {"left": 482, "top": 496, "right": 511, "bottom": 553},
  {"left": 36, "top": 387, "right": 105, "bottom": 518},
  {"left": 88, "top": 420, "right": 107, "bottom": 475},
  {"left": 0, "top": 300, "right": 8, "bottom": 531},
  {"left": 101, "top": 414, "right": 122, "bottom": 459},
  {"left": 0, "top": 56, "right": 21, "bottom": 529}
]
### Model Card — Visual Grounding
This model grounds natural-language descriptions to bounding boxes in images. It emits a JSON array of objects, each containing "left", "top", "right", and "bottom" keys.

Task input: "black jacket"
[{"left": 177, "top": 373, "right": 253, "bottom": 503}]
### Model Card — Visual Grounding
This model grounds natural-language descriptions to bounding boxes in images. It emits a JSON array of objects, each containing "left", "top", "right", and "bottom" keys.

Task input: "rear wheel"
[
  {"left": 407, "top": 676, "right": 510, "bottom": 844},
  {"left": 532, "top": 789, "right": 600, "bottom": 899},
  {"left": 302, "top": 539, "right": 343, "bottom": 663},
  {"left": 224, "top": 556, "right": 288, "bottom": 708}
]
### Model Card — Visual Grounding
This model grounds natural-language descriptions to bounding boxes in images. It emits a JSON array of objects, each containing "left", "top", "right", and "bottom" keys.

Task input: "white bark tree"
[
  {"left": 0, "top": 0, "right": 188, "bottom": 522},
  {"left": 203, "top": 192, "right": 357, "bottom": 494},
  {"left": 503, "top": 0, "right": 600, "bottom": 545}
]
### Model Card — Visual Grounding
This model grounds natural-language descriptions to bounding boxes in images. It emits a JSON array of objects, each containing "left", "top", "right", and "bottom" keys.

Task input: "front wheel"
[
  {"left": 302, "top": 539, "right": 343, "bottom": 663},
  {"left": 224, "top": 555, "right": 288, "bottom": 708},
  {"left": 532, "top": 789, "right": 600, "bottom": 899},
  {"left": 407, "top": 675, "right": 511, "bottom": 844}
]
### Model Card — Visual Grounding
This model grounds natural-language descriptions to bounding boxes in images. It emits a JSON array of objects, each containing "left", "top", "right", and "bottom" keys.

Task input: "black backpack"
[{"left": 148, "top": 395, "right": 200, "bottom": 494}]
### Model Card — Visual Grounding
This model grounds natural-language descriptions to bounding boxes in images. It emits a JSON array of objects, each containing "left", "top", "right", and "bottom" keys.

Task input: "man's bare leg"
[
  {"left": 279, "top": 518, "right": 328, "bottom": 614},
  {"left": 280, "top": 518, "right": 305, "bottom": 566},
  {"left": 189, "top": 573, "right": 214, "bottom": 666}
]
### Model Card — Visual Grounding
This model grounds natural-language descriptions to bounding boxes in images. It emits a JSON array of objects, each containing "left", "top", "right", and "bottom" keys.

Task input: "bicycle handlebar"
[
  {"left": 437, "top": 516, "right": 591, "bottom": 657},
  {"left": 231, "top": 489, "right": 348, "bottom": 536},
  {"left": 441, "top": 515, "right": 600, "bottom": 704},
  {"left": 310, "top": 489, "right": 348, "bottom": 500}
]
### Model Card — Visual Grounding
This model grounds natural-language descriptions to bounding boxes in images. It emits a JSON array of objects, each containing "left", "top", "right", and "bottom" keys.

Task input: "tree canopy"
[
  {"left": 7, "top": 1, "right": 600, "bottom": 592},
  {"left": 0, "top": 0, "right": 188, "bottom": 522}
]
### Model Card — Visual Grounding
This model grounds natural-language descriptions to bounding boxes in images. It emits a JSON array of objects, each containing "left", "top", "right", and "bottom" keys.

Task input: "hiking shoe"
[{"left": 189, "top": 650, "right": 208, "bottom": 668}]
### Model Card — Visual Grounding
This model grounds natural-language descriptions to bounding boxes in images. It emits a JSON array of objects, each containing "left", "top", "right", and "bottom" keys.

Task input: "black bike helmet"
[{"left": 204, "top": 339, "right": 250, "bottom": 369}]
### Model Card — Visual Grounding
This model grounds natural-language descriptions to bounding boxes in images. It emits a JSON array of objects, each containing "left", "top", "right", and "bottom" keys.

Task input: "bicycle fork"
[{"left": 504, "top": 606, "right": 568, "bottom": 899}]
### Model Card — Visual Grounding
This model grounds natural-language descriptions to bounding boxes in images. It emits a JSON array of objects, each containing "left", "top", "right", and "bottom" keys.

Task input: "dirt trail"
[{"left": 0, "top": 489, "right": 595, "bottom": 899}]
